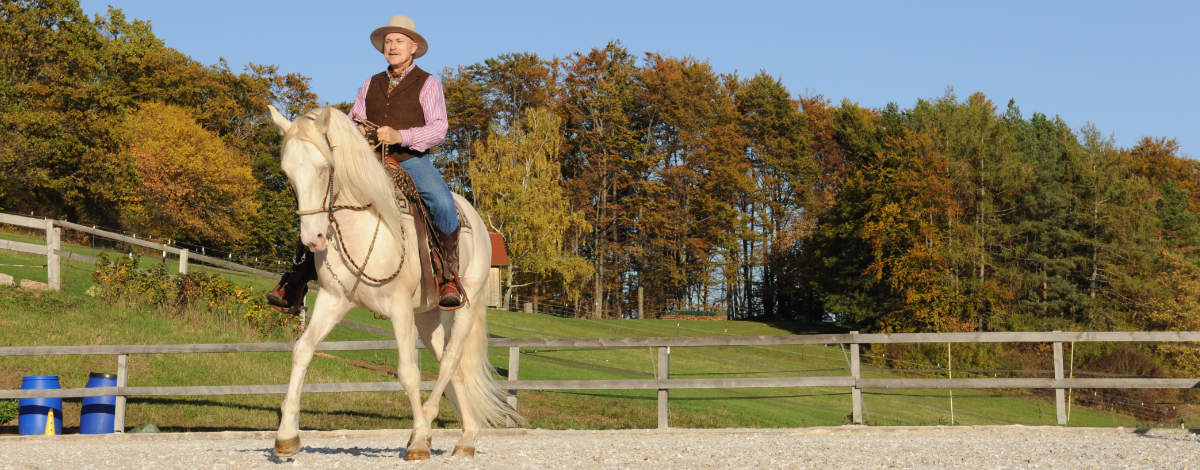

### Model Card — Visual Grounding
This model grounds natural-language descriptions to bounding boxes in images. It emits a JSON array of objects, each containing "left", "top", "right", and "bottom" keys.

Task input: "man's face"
[{"left": 383, "top": 32, "right": 418, "bottom": 68}]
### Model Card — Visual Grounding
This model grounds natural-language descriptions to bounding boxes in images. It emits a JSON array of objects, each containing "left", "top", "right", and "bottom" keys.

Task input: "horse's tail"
[{"left": 450, "top": 302, "right": 525, "bottom": 428}]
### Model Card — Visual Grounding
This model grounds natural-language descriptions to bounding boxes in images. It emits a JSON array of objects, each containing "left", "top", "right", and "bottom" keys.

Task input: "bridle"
[
  {"left": 293, "top": 164, "right": 367, "bottom": 217},
  {"left": 286, "top": 123, "right": 403, "bottom": 285}
]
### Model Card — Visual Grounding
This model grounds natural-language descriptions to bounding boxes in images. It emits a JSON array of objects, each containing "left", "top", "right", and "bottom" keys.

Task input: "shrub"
[
  {"left": 92, "top": 254, "right": 298, "bottom": 336},
  {"left": 0, "top": 399, "right": 16, "bottom": 424}
]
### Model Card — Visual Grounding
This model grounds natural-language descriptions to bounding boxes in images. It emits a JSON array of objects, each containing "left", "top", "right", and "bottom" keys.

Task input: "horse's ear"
[
  {"left": 267, "top": 105, "right": 291, "bottom": 133},
  {"left": 315, "top": 106, "right": 334, "bottom": 133}
]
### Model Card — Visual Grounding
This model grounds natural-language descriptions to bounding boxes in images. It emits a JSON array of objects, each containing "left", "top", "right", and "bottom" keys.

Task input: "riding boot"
[
  {"left": 436, "top": 227, "right": 464, "bottom": 310},
  {"left": 266, "top": 242, "right": 316, "bottom": 315}
]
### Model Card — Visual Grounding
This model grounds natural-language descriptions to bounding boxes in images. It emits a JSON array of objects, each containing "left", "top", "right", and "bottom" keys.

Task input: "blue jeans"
[{"left": 398, "top": 156, "right": 459, "bottom": 234}]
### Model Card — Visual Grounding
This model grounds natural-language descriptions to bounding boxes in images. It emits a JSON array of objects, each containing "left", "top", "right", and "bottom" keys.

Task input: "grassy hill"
[{"left": 0, "top": 228, "right": 1167, "bottom": 433}]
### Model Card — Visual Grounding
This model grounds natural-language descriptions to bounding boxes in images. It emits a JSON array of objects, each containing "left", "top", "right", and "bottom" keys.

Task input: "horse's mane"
[{"left": 292, "top": 107, "right": 408, "bottom": 247}]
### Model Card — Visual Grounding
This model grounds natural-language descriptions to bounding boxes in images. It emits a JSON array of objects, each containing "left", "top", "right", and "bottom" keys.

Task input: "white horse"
[{"left": 267, "top": 105, "right": 521, "bottom": 460}]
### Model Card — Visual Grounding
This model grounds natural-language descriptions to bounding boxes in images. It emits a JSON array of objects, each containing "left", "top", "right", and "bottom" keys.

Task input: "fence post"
[
  {"left": 115, "top": 354, "right": 129, "bottom": 433},
  {"left": 850, "top": 331, "right": 863, "bottom": 424},
  {"left": 657, "top": 346, "right": 669, "bottom": 429},
  {"left": 1053, "top": 332, "right": 1066, "bottom": 425},
  {"left": 179, "top": 249, "right": 189, "bottom": 275},
  {"left": 507, "top": 346, "right": 519, "bottom": 412},
  {"left": 45, "top": 220, "right": 60, "bottom": 290}
]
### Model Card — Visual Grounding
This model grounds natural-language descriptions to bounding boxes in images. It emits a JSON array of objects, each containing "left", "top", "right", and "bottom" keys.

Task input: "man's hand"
[{"left": 377, "top": 126, "right": 404, "bottom": 146}]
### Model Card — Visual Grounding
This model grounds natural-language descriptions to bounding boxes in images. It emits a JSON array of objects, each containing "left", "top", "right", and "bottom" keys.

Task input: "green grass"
[
  {"left": 0, "top": 229, "right": 1185, "bottom": 434},
  {"left": 0, "top": 228, "right": 273, "bottom": 296}
]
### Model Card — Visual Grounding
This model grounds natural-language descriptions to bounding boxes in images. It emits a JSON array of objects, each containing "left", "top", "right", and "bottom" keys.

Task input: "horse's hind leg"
[
  {"left": 416, "top": 310, "right": 477, "bottom": 457},
  {"left": 414, "top": 309, "right": 447, "bottom": 423},
  {"left": 418, "top": 306, "right": 485, "bottom": 457},
  {"left": 275, "top": 290, "right": 350, "bottom": 458},
  {"left": 420, "top": 308, "right": 474, "bottom": 430},
  {"left": 449, "top": 368, "right": 478, "bottom": 457}
]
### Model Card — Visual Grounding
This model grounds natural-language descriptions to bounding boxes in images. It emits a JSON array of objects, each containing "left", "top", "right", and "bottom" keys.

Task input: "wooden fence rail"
[
  {"left": 2, "top": 331, "right": 1199, "bottom": 432},
  {"left": 0, "top": 212, "right": 279, "bottom": 284}
]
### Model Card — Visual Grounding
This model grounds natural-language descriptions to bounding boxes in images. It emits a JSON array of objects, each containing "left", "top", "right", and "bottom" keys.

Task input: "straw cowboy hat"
[{"left": 370, "top": 15, "right": 428, "bottom": 58}]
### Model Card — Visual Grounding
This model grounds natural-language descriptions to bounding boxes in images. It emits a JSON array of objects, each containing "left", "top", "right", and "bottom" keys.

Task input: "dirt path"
[{"left": 2, "top": 426, "right": 1197, "bottom": 469}]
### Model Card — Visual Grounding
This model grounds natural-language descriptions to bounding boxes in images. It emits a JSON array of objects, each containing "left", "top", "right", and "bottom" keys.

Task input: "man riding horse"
[{"left": 267, "top": 15, "right": 465, "bottom": 312}]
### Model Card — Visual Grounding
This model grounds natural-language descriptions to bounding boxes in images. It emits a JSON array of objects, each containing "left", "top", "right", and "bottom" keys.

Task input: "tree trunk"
[
  {"left": 503, "top": 264, "right": 515, "bottom": 310},
  {"left": 592, "top": 173, "right": 608, "bottom": 320},
  {"left": 593, "top": 251, "right": 604, "bottom": 319},
  {"left": 1090, "top": 202, "right": 1098, "bottom": 298}
]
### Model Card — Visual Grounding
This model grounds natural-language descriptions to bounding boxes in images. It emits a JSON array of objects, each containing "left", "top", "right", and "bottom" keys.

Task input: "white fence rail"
[
  {"left": 0, "top": 212, "right": 279, "bottom": 285},
  {"left": 2, "top": 331, "right": 1199, "bottom": 432}
]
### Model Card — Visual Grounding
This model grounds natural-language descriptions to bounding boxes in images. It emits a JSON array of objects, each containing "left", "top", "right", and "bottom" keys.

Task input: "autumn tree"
[
  {"left": 635, "top": 54, "right": 752, "bottom": 316},
  {"left": 734, "top": 71, "right": 814, "bottom": 318},
  {"left": 121, "top": 102, "right": 260, "bottom": 246},
  {"left": 0, "top": 1, "right": 313, "bottom": 266},
  {"left": 559, "top": 41, "right": 645, "bottom": 318},
  {"left": 469, "top": 107, "right": 591, "bottom": 307},
  {"left": 438, "top": 53, "right": 558, "bottom": 194}
]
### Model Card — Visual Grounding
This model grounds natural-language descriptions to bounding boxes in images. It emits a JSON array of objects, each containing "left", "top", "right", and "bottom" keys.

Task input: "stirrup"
[
  {"left": 438, "top": 283, "right": 464, "bottom": 310},
  {"left": 266, "top": 291, "right": 289, "bottom": 308},
  {"left": 266, "top": 286, "right": 303, "bottom": 316}
]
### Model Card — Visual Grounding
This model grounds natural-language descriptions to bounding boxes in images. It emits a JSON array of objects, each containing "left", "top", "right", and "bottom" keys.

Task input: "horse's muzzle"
[{"left": 303, "top": 232, "right": 327, "bottom": 252}]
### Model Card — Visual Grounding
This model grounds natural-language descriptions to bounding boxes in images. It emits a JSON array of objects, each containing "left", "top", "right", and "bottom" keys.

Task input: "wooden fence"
[
  {"left": 2, "top": 331, "right": 1199, "bottom": 432},
  {"left": 0, "top": 212, "right": 278, "bottom": 285}
]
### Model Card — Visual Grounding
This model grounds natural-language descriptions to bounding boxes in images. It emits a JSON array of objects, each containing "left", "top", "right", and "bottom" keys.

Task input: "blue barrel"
[
  {"left": 18, "top": 375, "right": 62, "bottom": 435},
  {"left": 80, "top": 372, "right": 117, "bottom": 434}
]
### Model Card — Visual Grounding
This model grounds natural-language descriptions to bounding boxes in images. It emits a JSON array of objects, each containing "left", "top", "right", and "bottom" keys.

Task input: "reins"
[{"left": 288, "top": 124, "right": 403, "bottom": 286}]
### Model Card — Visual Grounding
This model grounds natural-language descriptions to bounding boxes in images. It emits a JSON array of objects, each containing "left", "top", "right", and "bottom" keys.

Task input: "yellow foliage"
[
  {"left": 1145, "top": 250, "right": 1200, "bottom": 331},
  {"left": 469, "top": 107, "right": 592, "bottom": 299},
  {"left": 120, "top": 102, "right": 260, "bottom": 245}
]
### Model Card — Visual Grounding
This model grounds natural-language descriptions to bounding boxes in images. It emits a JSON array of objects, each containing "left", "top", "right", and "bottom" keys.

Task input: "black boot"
[
  {"left": 267, "top": 242, "right": 316, "bottom": 314},
  {"left": 436, "top": 227, "right": 464, "bottom": 310}
]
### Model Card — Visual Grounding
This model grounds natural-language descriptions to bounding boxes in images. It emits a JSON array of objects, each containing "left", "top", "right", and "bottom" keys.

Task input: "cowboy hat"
[{"left": 370, "top": 15, "right": 428, "bottom": 58}]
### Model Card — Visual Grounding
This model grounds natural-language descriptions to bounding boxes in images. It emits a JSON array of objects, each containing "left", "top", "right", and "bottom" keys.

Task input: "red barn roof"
[{"left": 489, "top": 232, "right": 510, "bottom": 266}]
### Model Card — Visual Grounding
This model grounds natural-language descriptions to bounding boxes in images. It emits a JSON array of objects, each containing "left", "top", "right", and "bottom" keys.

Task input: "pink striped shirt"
[{"left": 347, "top": 63, "right": 448, "bottom": 152}]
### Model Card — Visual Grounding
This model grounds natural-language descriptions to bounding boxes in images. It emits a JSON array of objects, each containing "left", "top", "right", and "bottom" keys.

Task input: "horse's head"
[{"left": 269, "top": 105, "right": 334, "bottom": 252}]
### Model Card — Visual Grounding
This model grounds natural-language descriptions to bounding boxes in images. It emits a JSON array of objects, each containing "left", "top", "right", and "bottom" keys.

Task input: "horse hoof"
[
  {"left": 274, "top": 436, "right": 301, "bottom": 458},
  {"left": 406, "top": 435, "right": 433, "bottom": 448},
  {"left": 451, "top": 445, "right": 475, "bottom": 457},
  {"left": 404, "top": 449, "right": 431, "bottom": 461}
]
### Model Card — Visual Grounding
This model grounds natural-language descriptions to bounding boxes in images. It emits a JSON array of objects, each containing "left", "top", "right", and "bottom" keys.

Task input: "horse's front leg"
[
  {"left": 394, "top": 309, "right": 434, "bottom": 460},
  {"left": 274, "top": 290, "right": 350, "bottom": 458}
]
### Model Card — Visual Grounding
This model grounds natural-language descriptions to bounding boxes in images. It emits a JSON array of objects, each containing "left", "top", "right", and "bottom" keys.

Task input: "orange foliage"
[{"left": 120, "top": 102, "right": 260, "bottom": 245}]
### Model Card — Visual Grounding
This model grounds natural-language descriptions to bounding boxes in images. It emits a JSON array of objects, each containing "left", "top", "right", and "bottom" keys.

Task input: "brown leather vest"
[{"left": 365, "top": 65, "right": 431, "bottom": 161}]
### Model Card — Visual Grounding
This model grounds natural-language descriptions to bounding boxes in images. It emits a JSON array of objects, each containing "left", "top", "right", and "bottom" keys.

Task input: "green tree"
[
  {"left": 1001, "top": 112, "right": 1091, "bottom": 327},
  {"left": 1074, "top": 125, "right": 1159, "bottom": 328},
  {"left": 0, "top": 0, "right": 135, "bottom": 223},
  {"left": 800, "top": 101, "right": 895, "bottom": 326}
]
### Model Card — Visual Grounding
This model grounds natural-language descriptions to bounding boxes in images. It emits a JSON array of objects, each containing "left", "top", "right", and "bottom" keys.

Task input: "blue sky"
[{"left": 78, "top": 0, "right": 1198, "bottom": 158}]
